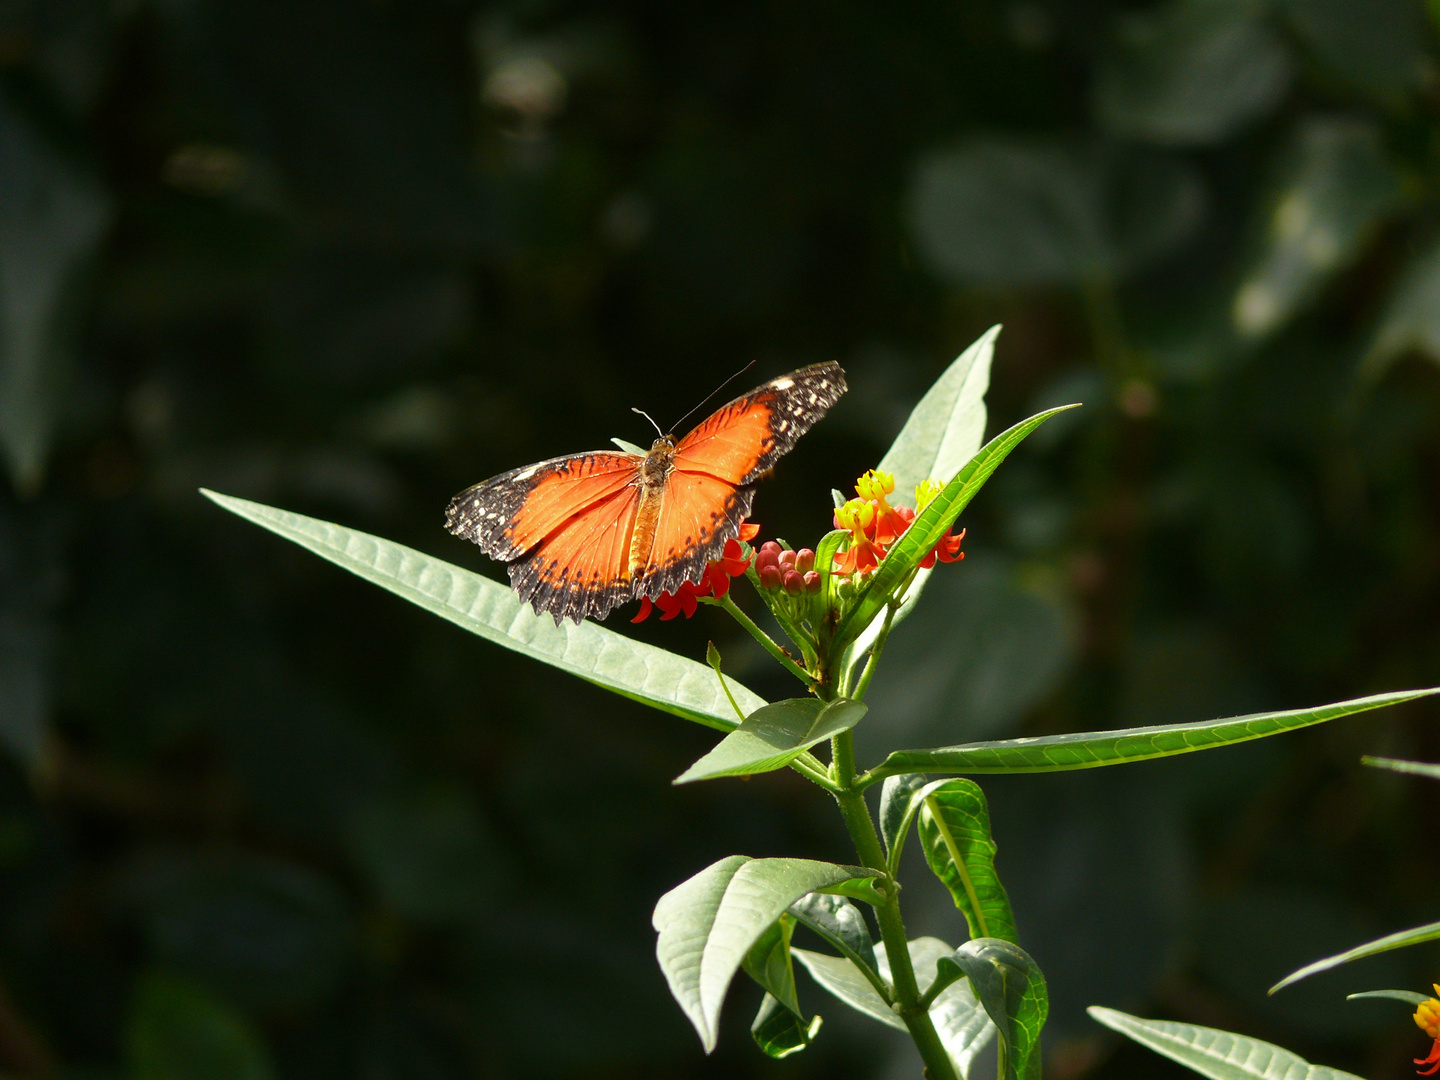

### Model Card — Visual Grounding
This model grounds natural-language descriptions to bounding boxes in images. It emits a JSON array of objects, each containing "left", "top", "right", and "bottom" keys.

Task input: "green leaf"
[
  {"left": 908, "top": 137, "right": 1204, "bottom": 285},
  {"left": 879, "top": 774, "right": 930, "bottom": 871},
  {"left": 790, "top": 893, "right": 878, "bottom": 976},
  {"left": 943, "top": 939, "right": 1047, "bottom": 1080},
  {"left": 1365, "top": 240, "right": 1440, "bottom": 379},
  {"left": 794, "top": 936, "right": 995, "bottom": 1075},
  {"left": 1347, "top": 989, "right": 1429, "bottom": 1005},
  {"left": 743, "top": 916, "right": 802, "bottom": 1017},
  {"left": 1278, "top": 0, "right": 1431, "bottom": 102},
  {"left": 850, "top": 326, "right": 996, "bottom": 660},
  {"left": 1363, "top": 755, "right": 1440, "bottom": 780},
  {"left": 1088, "top": 1006, "right": 1363, "bottom": 1080},
  {"left": 879, "top": 327, "right": 995, "bottom": 508},
  {"left": 834, "top": 405, "right": 1078, "bottom": 654},
  {"left": 1232, "top": 118, "right": 1399, "bottom": 339},
  {"left": 1094, "top": 0, "right": 1293, "bottom": 146},
  {"left": 652, "top": 856, "right": 872, "bottom": 1053},
  {"left": 751, "top": 993, "right": 821, "bottom": 1059},
  {"left": 0, "top": 100, "right": 111, "bottom": 496},
  {"left": 127, "top": 970, "right": 276, "bottom": 1080},
  {"left": 610, "top": 437, "right": 646, "bottom": 455},
  {"left": 201, "top": 490, "right": 762, "bottom": 733},
  {"left": 674, "top": 698, "right": 867, "bottom": 784},
  {"left": 918, "top": 780, "right": 1018, "bottom": 944},
  {"left": 867, "top": 687, "right": 1440, "bottom": 782},
  {"left": 1270, "top": 920, "right": 1440, "bottom": 994}
]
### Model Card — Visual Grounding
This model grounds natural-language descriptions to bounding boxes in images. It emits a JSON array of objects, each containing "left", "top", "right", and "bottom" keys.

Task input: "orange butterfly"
[{"left": 445, "top": 363, "right": 847, "bottom": 624}]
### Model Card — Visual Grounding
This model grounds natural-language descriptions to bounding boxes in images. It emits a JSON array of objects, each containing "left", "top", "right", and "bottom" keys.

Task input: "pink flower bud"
[
  {"left": 755, "top": 545, "right": 781, "bottom": 573},
  {"left": 803, "top": 571, "right": 821, "bottom": 593},
  {"left": 782, "top": 570, "right": 803, "bottom": 595},
  {"left": 778, "top": 549, "right": 797, "bottom": 571},
  {"left": 794, "top": 548, "right": 815, "bottom": 573},
  {"left": 759, "top": 565, "right": 783, "bottom": 590}
]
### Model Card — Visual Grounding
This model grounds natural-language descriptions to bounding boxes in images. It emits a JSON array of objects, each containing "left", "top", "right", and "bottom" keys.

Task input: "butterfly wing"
[
  {"left": 445, "top": 451, "right": 644, "bottom": 623},
  {"left": 633, "top": 361, "right": 847, "bottom": 597}
]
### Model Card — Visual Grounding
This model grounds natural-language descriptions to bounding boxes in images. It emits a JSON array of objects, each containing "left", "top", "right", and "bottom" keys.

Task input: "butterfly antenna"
[
  {"left": 668, "top": 359, "right": 758, "bottom": 433},
  {"left": 632, "top": 408, "right": 665, "bottom": 439}
]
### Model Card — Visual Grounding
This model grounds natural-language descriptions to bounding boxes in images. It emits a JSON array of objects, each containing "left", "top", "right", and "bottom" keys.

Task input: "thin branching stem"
[{"left": 714, "top": 594, "right": 815, "bottom": 688}]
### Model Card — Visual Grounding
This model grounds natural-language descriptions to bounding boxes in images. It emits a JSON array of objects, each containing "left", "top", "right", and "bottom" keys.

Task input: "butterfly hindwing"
[{"left": 634, "top": 472, "right": 755, "bottom": 600}]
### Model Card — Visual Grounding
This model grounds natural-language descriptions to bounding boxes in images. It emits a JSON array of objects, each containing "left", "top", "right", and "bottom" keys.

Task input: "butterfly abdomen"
[{"left": 628, "top": 439, "right": 676, "bottom": 576}]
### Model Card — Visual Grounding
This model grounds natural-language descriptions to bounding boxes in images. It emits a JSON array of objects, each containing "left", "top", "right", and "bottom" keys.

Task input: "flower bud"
[
  {"left": 758, "top": 565, "right": 782, "bottom": 590},
  {"left": 755, "top": 543, "right": 781, "bottom": 573},
  {"left": 802, "top": 570, "right": 821, "bottom": 592},
  {"left": 778, "top": 549, "right": 796, "bottom": 571},
  {"left": 782, "top": 570, "right": 803, "bottom": 595},
  {"left": 794, "top": 548, "right": 815, "bottom": 573}
]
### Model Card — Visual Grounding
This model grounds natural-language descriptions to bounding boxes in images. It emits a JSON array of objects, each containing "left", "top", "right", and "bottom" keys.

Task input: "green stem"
[
  {"left": 852, "top": 596, "right": 902, "bottom": 701},
  {"left": 714, "top": 594, "right": 815, "bottom": 688},
  {"left": 831, "top": 730, "right": 959, "bottom": 1080}
]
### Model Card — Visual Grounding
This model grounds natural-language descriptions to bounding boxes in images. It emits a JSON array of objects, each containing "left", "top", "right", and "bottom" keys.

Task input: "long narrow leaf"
[
  {"left": 202, "top": 490, "right": 763, "bottom": 732},
  {"left": 866, "top": 688, "right": 1440, "bottom": 782},
  {"left": 1088, "top": 1007, "right": 1363, "bottom": 1080},
  {"left": 833, "top": 405, "right": 1077, "bottom": 652},
  {"left": 1362, "top": 756, "right": 1440, "bottom": 780},
  {"left": 1270, "top": 920, "right": 1440, "bottom": 994}
]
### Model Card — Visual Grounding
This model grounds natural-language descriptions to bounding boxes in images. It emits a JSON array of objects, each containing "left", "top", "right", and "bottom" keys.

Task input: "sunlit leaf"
[
  {"left": 834, "top": 406, "right": 1077, "bottom": 654},
  {"left": 1088, "top": 1006, "right": 1364, "bottom": 1080},
  {"left": 847, "top": 326, "right": 995, "bottom": 658},
  {"left": 909, "top": 138, "right": 1204, "bottom": 284},
  {"left": 201, "top": 490, "right": 762, "bottom": 732},
  {"left": 942, "top": 939, "right": 1046, "bottom": 1080},
  {"left": 1270, "top": 920, "right": 1440, "bottom": 994},
  {"left": 918, "top": 781, "right": 1018, "bottom": 944},
  {"left": 0, "top": 100, "right": 111, "bottom": 495},
  {"left": 652, "top": 856, "right": 872, "bottom": 1053},
  {"left": 794, "top": 937, "right": 995, "bottom": 1076},
  {"left": 867, "top": 687, "right": 1440, "bottom": 781},
  {"left": 1233, "top": 118, "right": 1399, "bottom": 338},
  {"left": 1094, "top": 0, "right": 1292, "bottom": 146},
  {"left": 674, "top": 698, "right": 866, "bottom": 784}
]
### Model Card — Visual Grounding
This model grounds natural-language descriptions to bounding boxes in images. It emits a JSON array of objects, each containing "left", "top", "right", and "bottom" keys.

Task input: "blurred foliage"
[{"left": 1, "top": 0, "right": 1440, "bottom": 1077}]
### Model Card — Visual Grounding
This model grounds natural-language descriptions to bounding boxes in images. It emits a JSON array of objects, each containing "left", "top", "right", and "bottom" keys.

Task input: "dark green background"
[{"left": 3, "top": 0, "right": 1440, "bottom": 1076}]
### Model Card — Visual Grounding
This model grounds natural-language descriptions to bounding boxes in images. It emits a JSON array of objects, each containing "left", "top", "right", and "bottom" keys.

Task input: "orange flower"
[
  {"left": 632, "top": 523, "right": 759, "bottom": 621},
  {"left": 1417, "top": 989, "right": 1440, "bottom": 1075},
  {"left": 832, "top": 498, "right": 885, "bottom": 576}
]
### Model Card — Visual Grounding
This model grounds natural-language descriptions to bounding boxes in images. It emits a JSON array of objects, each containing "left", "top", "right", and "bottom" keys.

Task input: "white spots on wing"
[
  {"left": 512, "top": 464, "right": 541, "bottom": 481},
  {"left": 770, "top": 376, "right": 794, "bottom": 390}
]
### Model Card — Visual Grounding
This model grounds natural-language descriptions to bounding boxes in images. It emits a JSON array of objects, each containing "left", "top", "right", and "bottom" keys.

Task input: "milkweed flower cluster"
[
  {"left": 832, "top": 470, "right": 964, "bottom": 576},
  {"left": 1416, "top": 989, "right": 1440, "bottom": 1074}
]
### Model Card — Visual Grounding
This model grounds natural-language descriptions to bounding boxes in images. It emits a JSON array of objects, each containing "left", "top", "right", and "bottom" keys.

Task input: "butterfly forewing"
[{"left": 445, "top": 362, "right": 846, "bottom": 623}]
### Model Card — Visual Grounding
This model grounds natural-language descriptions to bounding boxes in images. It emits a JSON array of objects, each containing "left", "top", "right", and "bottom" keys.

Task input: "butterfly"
[{"left": 445, "top": 362, "right": 847, "bottom": 624}]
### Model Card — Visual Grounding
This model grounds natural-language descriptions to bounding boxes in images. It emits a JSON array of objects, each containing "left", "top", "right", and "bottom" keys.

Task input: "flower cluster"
[
  {"left": 632, "top": 523, "right": 760, "bottom": 622},
  {"left": 832, "top": 469, "right": 965, "bottom": 576},
  {"left": 1416, "top": 989, "right": 1440, "bottom": 1074}
]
